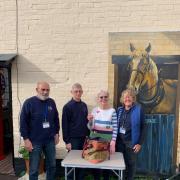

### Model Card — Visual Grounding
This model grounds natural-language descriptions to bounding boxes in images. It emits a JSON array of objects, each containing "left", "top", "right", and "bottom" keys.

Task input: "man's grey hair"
[
  {"left": 36, "top": 81, "right": 50, "bottom": 88},
  {"left": 72, "top": 83, "right": 82, "bottom": 90}
]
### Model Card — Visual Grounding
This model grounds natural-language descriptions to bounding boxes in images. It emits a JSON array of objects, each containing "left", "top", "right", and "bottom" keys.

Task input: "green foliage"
[
  {"left": 56, "top": 175, "right": 154, "bottom": 180},
  {"left": 18, "top": 146, "right": 29, "bottom": 160},
  {"left": 18, "top": 146, "right": 44, "bottom": 160}
]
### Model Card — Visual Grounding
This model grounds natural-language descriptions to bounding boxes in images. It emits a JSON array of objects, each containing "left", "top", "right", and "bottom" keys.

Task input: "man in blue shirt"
[
  {"left": 62, "top": 83, "right": 89, "bottom": 180},
  {"left": 20, "top": 82, "right": 60, "bottom": 180}
]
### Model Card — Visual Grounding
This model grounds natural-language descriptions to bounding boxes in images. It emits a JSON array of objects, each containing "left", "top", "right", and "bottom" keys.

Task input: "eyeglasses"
[
  {"left": 41, "top": 89, "right": 50, "bottom": 91},
  {"left": 73, "top": 90, "right": 83, "bottom": 93},
  {"left": 99, "top": 96, "right": 108, "bottom": 99}
]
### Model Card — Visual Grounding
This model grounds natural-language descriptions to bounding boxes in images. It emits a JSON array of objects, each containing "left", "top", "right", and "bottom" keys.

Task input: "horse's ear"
[
  {"left": 130, "top": 43, "right": 135, "bottom": 52},
  {"left": 145, "top": 43, "right": 151, "bottom": 53}
]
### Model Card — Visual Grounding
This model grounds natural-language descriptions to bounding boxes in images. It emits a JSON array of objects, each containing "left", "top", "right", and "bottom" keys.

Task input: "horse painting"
[{"left": 127, "top": 43, "right": 177, "bottom": 114}]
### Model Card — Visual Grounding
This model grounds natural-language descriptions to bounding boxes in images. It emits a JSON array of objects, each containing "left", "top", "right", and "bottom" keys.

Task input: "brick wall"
[
  {"left": 0, "top": 0, "right": 180, "bottom": 164},
  {"left": 0, "top": 0, "right": 16, "bottom": 52}
]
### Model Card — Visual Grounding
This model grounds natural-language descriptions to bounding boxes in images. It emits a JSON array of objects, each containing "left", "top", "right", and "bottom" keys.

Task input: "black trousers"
[
  {"left": 67, "top": 137, "right": 86, "bottom": 180},
  {"left": 116, "top": 136, "right": 137, "bottom": 180},
  {"left": 93, "top": 169, "right": 110, "bottom": 180}
]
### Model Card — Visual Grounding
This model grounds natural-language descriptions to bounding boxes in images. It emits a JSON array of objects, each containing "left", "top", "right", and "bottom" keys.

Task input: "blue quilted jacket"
[{"left": 117, "top": 104, "right": 145, "bottom": 146}]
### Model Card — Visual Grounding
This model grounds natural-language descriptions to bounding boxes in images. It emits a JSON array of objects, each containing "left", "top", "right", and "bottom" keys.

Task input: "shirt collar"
[{"left": 71, "top": 98, "right": 81, "bottom": 103}]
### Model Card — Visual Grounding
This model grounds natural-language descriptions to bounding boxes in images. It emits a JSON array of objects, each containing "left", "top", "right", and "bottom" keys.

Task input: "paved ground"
[
  {"left": 0, "top": 153, "right": 14, "bottom": 175},
  {"left": 0, "top": 174, "right": 18, "bottom": 180}
]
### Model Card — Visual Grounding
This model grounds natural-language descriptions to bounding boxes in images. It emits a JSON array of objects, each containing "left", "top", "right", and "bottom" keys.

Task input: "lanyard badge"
[
  {"left": 119, "top": 127, "right": 126, "bottom": 134},
  {"left": 42, "top": 104, "right": 50, "bottom": 129},
  {"left": 43, "top": 122, "right": 50, "bottom": 128},
  {"left": 119, "top": 110, "right": 127, "bottom": 134}
]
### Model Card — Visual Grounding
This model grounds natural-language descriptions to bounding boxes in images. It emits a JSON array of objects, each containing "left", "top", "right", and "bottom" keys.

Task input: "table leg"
[
  {"left": 120, "top": 170, "right": 123, "bottom": 180},
  {"left": 112, "top": 170, "right": 121, "bottom": 179},
  {"left": 73, "top": 168, "right": 75, "bottom": 180},
  {"left": 65, "top": 167, "right": 67, "bottom": 180}
]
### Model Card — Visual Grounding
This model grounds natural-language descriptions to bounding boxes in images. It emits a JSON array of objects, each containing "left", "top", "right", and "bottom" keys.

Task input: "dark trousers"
[
  {"left": 116, "top": 136, "right": 137, "bottom": 180},
  {"left": 93, "top": 169, "right": 110, "bottom": 180},
  {"left": 29, "top": 140, "right": 56, "bottom": 180},
  {"left": 67, "top": 137, "right": 86, "bottom": 180}
]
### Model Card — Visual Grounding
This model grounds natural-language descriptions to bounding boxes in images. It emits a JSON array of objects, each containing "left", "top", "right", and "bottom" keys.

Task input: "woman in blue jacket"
[{"left": 116, "top": 88, "right": 145, "bottom": 180}]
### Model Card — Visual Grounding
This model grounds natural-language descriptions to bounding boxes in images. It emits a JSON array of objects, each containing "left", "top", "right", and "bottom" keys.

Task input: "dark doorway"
[{"left": 0, "top": 54, "right": 16, "bottom": 175}]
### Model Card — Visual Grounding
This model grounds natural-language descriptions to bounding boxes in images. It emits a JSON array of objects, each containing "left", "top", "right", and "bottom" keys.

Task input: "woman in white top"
[{"left": 87, "top": 90, "right": 118, "bottom": 180}]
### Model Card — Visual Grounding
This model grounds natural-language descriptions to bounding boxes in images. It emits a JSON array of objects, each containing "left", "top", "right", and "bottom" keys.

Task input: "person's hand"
[
  {"left": 133, "top": 144, "right": 141, "bottom": 153},
  {"left": 87, "top": 114, "right": 94, "bottom": 121},
  {"left": 66, "top": 143, "right": 72, "bottom": 151},
  {"left": 54, "top": 134, "right": 60, "bottom": 145},
  {"left": 24, "top": 139, "right": 33, "bottom": 152},
  {"left": 110, "top": 140, "right": 116, "bottom": 154}
]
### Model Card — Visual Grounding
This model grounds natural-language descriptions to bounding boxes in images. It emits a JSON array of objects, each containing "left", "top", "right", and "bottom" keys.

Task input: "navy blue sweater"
[
  {"left": 62, "top": 99, "right": 89, "bottom": 144},
  {"left": 20, "top": 96, "right": 60, "bottom": 145}
]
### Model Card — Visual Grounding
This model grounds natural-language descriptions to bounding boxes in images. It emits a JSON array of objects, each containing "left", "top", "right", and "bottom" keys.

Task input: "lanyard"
[
  {"left": 44, "top": 103, "right": 48, "bottom": 122},
  {"left": 118, "top": 109, "right": 128, "bottom": 133},
  {"left": 121, "top": 111, "right": 128, "bottom": 128}
]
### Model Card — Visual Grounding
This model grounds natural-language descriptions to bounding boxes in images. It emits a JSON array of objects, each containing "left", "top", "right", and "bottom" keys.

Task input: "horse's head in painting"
[
  {"left": 127, "top": 43, "right": 166, "bottom": 112},
  {"left": 127, "top": 43, "right": 158, "bottom": 93},
  {"left": 127, "top": 43, "right": 177, "bottom": 113}
]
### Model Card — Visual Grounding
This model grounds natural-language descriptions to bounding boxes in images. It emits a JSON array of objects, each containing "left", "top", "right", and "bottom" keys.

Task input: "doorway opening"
[{"left": 0, "top": 54, "right": 16, "bottom": 175}]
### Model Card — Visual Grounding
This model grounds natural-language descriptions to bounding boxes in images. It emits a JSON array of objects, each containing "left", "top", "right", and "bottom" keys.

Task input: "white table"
[{"left": 61, "top": 150, "right": 125, "bottom": 180}]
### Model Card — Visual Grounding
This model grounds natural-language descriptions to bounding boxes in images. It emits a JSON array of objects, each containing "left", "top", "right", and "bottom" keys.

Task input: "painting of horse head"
[{"left": 127, "top": 43, "right": 177, "bottom": 114}]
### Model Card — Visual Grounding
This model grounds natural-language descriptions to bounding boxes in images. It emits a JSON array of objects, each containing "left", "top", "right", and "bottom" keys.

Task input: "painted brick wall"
[
  {"left": 0, "top": 0, "right": 180, "bottom": 165},
  {"left": 0, "top": 0, "right": 16, "bottom": 52}
]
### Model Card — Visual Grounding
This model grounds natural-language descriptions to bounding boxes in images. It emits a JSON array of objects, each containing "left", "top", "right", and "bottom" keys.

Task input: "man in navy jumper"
[
  {"left": 62, "top": 83, "right": 89, "bottom": 180},
  {"left": 20, "top": 82, "right": 60, "bottom": 180}
]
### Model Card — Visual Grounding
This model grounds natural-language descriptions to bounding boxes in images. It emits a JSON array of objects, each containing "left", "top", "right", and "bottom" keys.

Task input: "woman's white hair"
[{"left": 97, "top": 90, "right": 109, "bottom": 98}]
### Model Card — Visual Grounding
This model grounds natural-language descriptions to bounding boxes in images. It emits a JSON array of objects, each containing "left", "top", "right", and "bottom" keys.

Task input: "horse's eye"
[{"left": 131, "top": 54, "right": 136, "bottom": 58}]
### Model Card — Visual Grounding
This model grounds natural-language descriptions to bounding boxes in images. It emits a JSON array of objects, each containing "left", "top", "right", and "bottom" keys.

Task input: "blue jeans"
[
  {"left": 116, "top": 136, "right": 137, "bottom": 180},
  {"left": 68, "top": 137, "right": 86, "bottom": 180},
  {"left": 29, "top": 140, "right": 56, "bottom": 180}
]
